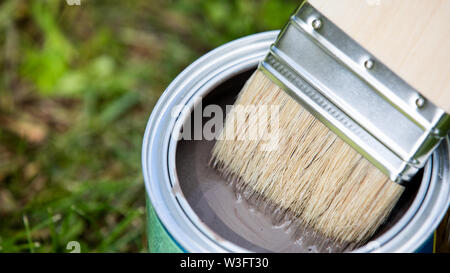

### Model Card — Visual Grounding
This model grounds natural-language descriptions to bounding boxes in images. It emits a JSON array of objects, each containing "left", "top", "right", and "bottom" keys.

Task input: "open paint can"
[{"left": 142, "top": 31, "right": 450, "bottom": 253}]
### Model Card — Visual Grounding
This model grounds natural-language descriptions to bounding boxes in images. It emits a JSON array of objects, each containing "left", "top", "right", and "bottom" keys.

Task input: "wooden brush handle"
[{"left": 308, "top": 0, "right": 450, "bottom": 113}]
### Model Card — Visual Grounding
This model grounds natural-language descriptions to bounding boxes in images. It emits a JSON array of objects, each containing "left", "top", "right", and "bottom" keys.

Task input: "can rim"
[{"left": 142, "top": 31, "right": 450, "bottom": 253}]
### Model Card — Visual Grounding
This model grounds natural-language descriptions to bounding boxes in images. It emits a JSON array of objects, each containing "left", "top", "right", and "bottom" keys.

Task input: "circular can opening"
[{"left": 142, "top": 31, "right": 450, "bottom": 253}]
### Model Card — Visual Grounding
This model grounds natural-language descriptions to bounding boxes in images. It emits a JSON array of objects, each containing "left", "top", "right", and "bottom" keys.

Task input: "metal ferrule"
[{"left": 259, "top": 3, "right": 450, "bottom": 183}]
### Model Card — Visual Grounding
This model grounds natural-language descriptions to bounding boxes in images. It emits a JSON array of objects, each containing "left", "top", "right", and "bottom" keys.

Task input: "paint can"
[{"left": 142, "top": 31, "right": 450, "bottom": 253}]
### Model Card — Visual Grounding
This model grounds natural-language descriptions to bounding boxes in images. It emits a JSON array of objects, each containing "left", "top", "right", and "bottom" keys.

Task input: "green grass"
[{"left": 0, "top": 0, "right": 299, "bottom": 252}]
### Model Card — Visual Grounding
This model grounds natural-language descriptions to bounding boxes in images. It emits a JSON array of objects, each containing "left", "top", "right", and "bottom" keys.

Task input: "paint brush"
[{"left": 211, "top": 0, "right": 450, "bottom": 250}]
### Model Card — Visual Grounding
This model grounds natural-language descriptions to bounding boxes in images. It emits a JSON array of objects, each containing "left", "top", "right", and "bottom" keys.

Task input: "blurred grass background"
[{"left": 0, "top": 0, "right": 300, "bottom": 252}]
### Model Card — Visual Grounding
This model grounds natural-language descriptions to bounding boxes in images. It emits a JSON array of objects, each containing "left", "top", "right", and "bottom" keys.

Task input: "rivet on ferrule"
[
  {"left": 311, "top": 18, "right": 322, "bottom": 30},
  {"left": 415, "top": 96, "right": 426, "bottom": 108},
  {"left": 364, "top": 59, "right": 374, "bottom": 70}
]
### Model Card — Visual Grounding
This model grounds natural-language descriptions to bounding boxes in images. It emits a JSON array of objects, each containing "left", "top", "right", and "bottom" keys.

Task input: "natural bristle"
[{"left": 211, "top": 70, "right": 404, "bottom": 248}]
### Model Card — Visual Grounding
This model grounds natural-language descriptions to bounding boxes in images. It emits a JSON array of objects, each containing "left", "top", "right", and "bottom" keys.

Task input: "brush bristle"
[{"left": 211, "top": 70, "right": 404, "bottom": 248}]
